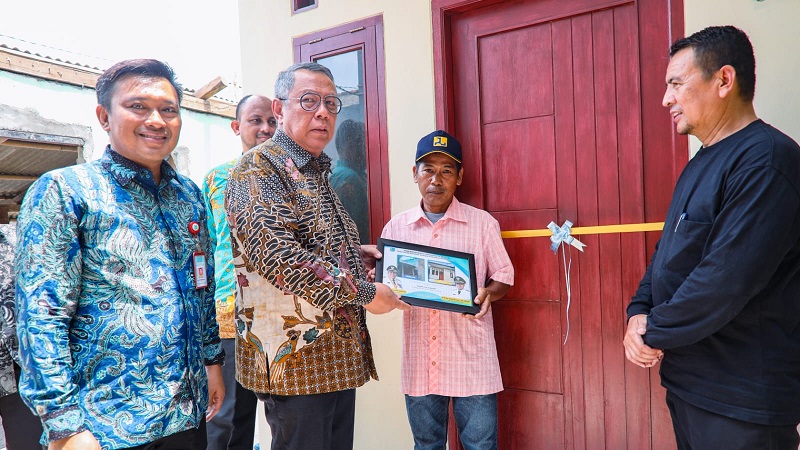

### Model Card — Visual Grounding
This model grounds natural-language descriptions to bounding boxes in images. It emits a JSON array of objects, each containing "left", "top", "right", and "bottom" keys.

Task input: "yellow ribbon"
[{"left": 501, "top": 222, "right": 665, "bottom": 239}]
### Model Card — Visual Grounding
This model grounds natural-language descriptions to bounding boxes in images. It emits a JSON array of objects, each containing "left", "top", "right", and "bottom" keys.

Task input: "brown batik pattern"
[{"left": 226, "top": 130, "right": 377, "bottom": 396}]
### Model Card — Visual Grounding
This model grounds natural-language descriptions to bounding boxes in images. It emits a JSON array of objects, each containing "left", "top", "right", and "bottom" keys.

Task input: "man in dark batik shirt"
[{"left": 226, "top": 62, "right": 409, "bottom": 450}]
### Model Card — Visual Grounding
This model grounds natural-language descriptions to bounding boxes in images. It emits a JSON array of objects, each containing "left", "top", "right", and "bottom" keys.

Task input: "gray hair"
[{"left": 274, "top": 62, "right": 335, "bottom": 99}]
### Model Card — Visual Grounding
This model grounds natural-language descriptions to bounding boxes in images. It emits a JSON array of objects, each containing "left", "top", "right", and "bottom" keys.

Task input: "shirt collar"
[
  {"left": 407, "top": 196, "right": 466, "bottom": 225},
  {"left": 272, "top": 129, "right": 332, "bottom": 173},
  {"left": 100, "top": 145, "right": 179, "bottom": 187}
]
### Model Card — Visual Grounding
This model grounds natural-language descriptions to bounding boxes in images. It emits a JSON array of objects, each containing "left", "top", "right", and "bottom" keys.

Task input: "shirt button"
[
  {"left": 433, "top": 234, "right": 439, "bottom": 238},
  {"left": 431, "top": 361, "right": 437, "bottom": 366},
  {"left": 431, "top": 336, "right": 437, "bottom": 340},
  {"left": 432, "top": 311, "right": 437, "bottom": 314}
]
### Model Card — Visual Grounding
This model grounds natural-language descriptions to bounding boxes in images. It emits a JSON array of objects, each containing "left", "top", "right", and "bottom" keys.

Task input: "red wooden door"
[{"left": 433, "top": 0, "right": 687, "bottom": 448}]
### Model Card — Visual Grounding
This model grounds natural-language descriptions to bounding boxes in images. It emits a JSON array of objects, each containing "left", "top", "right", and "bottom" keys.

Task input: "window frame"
[
  {"left": 293, "top": 15, "right": 390, "bottom": 244},
  {"left": 292, "top": 0, "right": 318, "bottom": 15}
]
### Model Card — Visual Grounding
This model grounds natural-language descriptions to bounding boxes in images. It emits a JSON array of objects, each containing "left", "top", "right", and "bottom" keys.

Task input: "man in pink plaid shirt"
[{"left": 380, "top": 130, "right": 514, "bottom": 450}]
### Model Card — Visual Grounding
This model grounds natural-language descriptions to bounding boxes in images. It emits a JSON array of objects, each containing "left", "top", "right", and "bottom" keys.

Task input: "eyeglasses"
[{"left": 279, "top": 92, "right": 342, "bottom": 115}]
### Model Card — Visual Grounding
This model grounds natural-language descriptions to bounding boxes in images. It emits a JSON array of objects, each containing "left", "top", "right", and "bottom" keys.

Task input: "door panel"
[
  {"left": 436, "top": 0, "right": 685, "bottom": 448},
  {"left": 498, "top": 388, "right": 565, "bottom": 449},
  {"left": 482, "top": 117, "right": 557, "bottom": 211},
  {"left": 494, "top": 300, "right": 562, "bottom": 393},
  {"left": 478, "top": 25, "right": 554, "bottom": 123},
  {"left": 492, "top": 210, "right": 559, "bottom": 302}
]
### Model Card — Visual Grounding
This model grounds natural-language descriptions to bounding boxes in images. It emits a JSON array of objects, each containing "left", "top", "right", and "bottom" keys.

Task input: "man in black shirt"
[{"left": 624, "top": 26, "right": 800, "bottom": 450}]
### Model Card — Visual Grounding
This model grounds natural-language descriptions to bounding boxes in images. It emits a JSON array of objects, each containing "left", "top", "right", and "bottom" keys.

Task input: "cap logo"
[{"left": 433, "top": 136, "right": 448, "bottom": 147}]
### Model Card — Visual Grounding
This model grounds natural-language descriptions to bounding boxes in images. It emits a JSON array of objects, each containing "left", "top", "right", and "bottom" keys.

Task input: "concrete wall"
[
  {"left": 0, "top": 70, "right": 241, "bottom": 186},
  {"left": 237, "top": 0, "right": 800, "bottom": 448}
]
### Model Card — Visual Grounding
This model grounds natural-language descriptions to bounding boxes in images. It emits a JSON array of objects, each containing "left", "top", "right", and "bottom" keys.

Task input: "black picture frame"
[{"left": 376, "top": 238, "right": 479, "bottom": 315}]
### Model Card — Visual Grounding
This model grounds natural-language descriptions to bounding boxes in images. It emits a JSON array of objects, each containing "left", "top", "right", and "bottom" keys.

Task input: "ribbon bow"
[
  {"left": 548, "top": 220, "right": 586, "bottom": 253},
  {"left": 547, "top": 220, "right": 586, "bottom": 345}
]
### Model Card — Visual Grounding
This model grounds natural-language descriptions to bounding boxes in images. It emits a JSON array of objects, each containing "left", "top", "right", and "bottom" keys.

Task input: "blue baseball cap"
[{"left": 415, "top": 130, "right": 462, "bottom": 164}]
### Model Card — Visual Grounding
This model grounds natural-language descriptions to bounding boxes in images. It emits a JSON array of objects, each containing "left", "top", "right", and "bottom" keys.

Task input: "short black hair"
[
  {"left": 335, "top": 119, "right": 367, "bottom": 171},
  {"left": 235, "top": 95, "right": 254, "bottom": 121},
  {"left": 669, "top": 25, "right": 755, "bottom": 102},
  {"left": 96, "top": 59, "right": 183, "bottom": 110}
]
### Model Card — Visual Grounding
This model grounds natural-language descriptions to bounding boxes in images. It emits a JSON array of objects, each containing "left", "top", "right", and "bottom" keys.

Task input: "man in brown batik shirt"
[{"left": 225, "top": 62, "right": 408, "bottom": 450}]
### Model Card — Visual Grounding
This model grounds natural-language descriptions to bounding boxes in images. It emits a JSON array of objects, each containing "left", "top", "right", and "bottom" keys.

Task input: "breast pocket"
[{"left": 663, "top": 219, "right": 712, "bottom": 276}]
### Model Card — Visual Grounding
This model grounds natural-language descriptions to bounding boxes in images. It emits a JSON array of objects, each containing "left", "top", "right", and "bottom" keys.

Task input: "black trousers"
[
  {"left": 0, "top": 390, "right": 44, "bottom": 450},
  {"left": 206, "top": 339, "right": 257, "bottom": 450},
  {"left": 122, "top": 421, "right": 207, "bottom": 450},
  {"left": 260, "top": 389, "right": 356, "bottom": 450},
  {"left": 666, "top": 390, "right": 800, "bottom": 450}
]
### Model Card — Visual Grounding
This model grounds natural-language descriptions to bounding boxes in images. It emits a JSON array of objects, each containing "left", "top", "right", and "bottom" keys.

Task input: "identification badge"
[
  {"left": 193, "top": 251, "right": 208, "bottom": 289},
  {"left": 187, "top": 221, "right": 207, "bottom": 289}
]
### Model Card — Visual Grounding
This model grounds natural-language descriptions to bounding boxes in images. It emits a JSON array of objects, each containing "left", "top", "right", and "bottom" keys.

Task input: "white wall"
[
  {"left": 684, "top": 0, "right": 800, "bottom": 154},
  {"left": 0, "top": 70, "right": 241, "bottom": 187}
]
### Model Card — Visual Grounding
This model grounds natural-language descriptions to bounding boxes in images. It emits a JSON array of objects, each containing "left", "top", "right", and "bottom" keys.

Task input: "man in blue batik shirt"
[{"left": 15, "top": 59, "right": 224, "bottom": 450}]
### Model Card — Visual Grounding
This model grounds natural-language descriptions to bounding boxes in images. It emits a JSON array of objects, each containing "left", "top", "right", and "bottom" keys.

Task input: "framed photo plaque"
[{"left": 376, "top": 238, "right": 479, "bottom": 315}]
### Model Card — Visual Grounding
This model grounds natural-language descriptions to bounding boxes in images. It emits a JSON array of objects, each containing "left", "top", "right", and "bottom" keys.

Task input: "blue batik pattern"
[{"left": 15, "top": 147, "right": 223, "bottom": 449}]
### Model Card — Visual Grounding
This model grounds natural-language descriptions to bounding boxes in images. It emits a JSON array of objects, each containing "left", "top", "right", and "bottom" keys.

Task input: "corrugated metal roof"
[
  {"left": 0, "top": 34, "right": 108, "bottom": 73},
  {"left": 0, "top": 142, "right": 78, "bottom": 177},
  {"left": 0, "top": 34, "right": 239, "bottom": 103},
  {"left": 0, "top": 131, "right": 81, "bottom": 217}
]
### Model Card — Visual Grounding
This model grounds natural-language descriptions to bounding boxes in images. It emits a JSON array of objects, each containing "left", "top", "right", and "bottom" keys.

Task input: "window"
[
  {"left": 294, "top": 15, "right": 389, "bottom": 244},
  {"left": 292, "top": 0, "right": 317, "bottom": 15}
]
